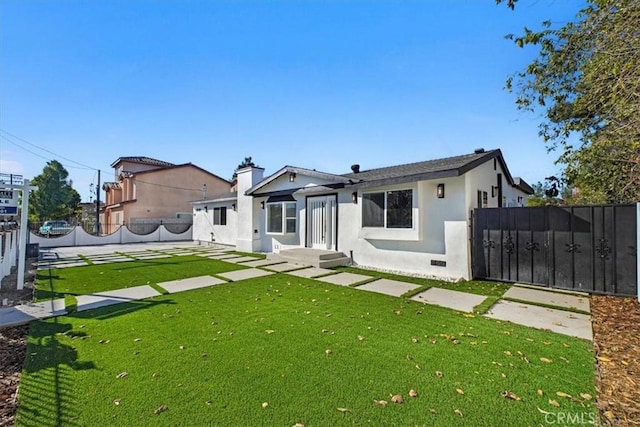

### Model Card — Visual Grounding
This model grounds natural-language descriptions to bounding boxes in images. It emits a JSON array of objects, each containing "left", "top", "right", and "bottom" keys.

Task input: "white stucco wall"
[
  {"left": 236, "top": 167, "right": 264, "bottom": 252},
  {"left": 192, "top": 202, "right": 237, "bottom": 246},
  {"left": 31, "top": 225, "right": 192, "bottom": 248}
]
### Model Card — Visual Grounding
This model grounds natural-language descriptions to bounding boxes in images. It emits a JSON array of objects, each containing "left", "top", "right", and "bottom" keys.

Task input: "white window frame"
[
  {"left": 213, "top": 207, "right": 227, "bottom": 226},
  {"left": 266, "top": 201, "right": 297, "bottom": 234}
]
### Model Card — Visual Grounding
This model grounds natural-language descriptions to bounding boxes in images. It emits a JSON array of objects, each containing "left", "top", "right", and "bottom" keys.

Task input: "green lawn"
[{"left": 19, "top": 257, "right": 596, "bottom": 426}]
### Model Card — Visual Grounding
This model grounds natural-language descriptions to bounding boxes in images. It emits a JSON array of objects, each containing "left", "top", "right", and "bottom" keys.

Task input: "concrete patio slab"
[
  {"left": 286, "top": 267, "right": 336, "bottom": 278},
  {"left": 504, "top": 286, "right": 590, "bottom": 313},
  {"left": 485, "top": 300, "right": 593, "bottom": 340},
  {"left": 315, "top": 272, "right": 373, "bottom": 286},
  {"left": 223, "top": 256, "right": 259, "bottom": 263},
  {"left": 218, "top": 268, "right": 274, "bottom": 282},
  {"left": 38, "top": 261, "right": 88, "bottom": 270},
  {"left": 76, "top": 285, "right": 161, "bottom": 312},
  {"left": 356, "top": 278, "right": 421, "bottom": 297},
  {"left": 0, "top": 299, "right": 67, "bottom": 328},
  {"left": 241, "top": 259, "right": 284, "bottom": 268},
  {"left": 262, "top": 262, "right": 309, "bottom": 272},
  {"left": 129, "top": 253, "right": 172, "bottom": 260},
  {"left": 158, "top": 275, "right": 226, "bottom": 294},
  {"left": 91, "top": 257, "right": 134, "bottom": 264},
  {"left": 207, "top": 254, "right": 240, "bottom": 260},
  {"left": 410, "top": 287, "right": 486, "bottom": 313}
]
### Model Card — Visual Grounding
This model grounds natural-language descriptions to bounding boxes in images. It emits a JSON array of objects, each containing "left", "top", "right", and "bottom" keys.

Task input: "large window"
[
  {"left": 362, "top": 189, "right": 413, "bottom": 229},
  {"left": 267, "top": 202, "right": 296, "bottom": 234},
  {"left": 213, "top": 207, "right": 227, "bottom": 225}
]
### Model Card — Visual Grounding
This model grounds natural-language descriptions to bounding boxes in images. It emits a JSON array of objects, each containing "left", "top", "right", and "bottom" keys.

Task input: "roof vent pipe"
[
  {"left": 351, "top": 164, "right": 360, "bottom": 173},
  {"left": 474, "top": 148, "right": 485, "bottom": 154}
]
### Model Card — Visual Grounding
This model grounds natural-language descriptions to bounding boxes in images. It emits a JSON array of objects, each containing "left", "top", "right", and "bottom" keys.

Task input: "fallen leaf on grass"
[
  {"left": 357, "top": 335, "right": 365, "bottom": 341},
  {"left": 463, "top": 313, "right": 475, "bottom": 318},
  {"left": 537, "top": 407, "right": 552, "bottom": 415},
  {"left": 501, "top": 391, "right": 521, "bottom": 401},
  {"left": 456, "top": 388, "right": 464, "bottom": 395},
  {"left": 580, "top": 393, "right": 592, "bottom": 401},
  {"left": 391, "top": 394, "right": 404, "bottom": 403},
  {"left": 113, "top": 399, "right": 121, "bottom": 405},
  {"left": 503, "top": 351, "right": 512, "bottom": 356},
  {"left": 540, "top": 357, "right": 553, "bottom": 363},
  {"left": 265, "top": 330, "right": 275, "bottom": 334},
  {"left": 99, "top": 339, "right": 110, "bottom": 344},
  {"left": 556, "top": 391, "right": 572, "bottom": 399},
  {"left": 116, "top": 372, "right": 128, "bottom": 379},
  {"left": 179, "top": 345, "right": 186, "bottom": 350},
  {"left": 406, "top": 354, "right": 413, "bottom": 361},
  {"left": 374, "top": 400, "right": 388, "bottom": 407},
  {"left": 537, "top": 389, "right": 543, "bottom": 396},
  {"left": 409, "top": 389, "right": 418, "bottom": 397},
  {"left": 262, "top": 402, "right": 269, "bottom": 409},
  {"left": 337, "top": 407, "right": 349, "bottom": 412},
  {"left": 411, "top": 337, "right": 419, "bottom": 343},
  {"left": 454, "top": 409, "right": 463, "bottom": 417},
  {"left": 435, "top": 371, "right": 443, "bottom": 378},
  {"left": 549, "top": 399, "right": 560, "bottom": 407},
  {"left": 154, "top": 405, "right": 168, "bottom": 415},
  {"left": 325, "top": 349, "right": 332, "bottom": 356}
]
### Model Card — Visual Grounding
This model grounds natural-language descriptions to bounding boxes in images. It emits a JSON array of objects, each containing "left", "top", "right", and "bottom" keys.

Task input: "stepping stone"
[
  {"left": 315, "top": 272, "right": 372, "bottom": 286},
  {"left": 130, "top": 253, "right": 171, "bottom": 260},
  {"left": 411, "top": 288, "right": 486, "bottom": 313},
  {"left": 0, "top": 299, "right": 67, "bottom": 328},
  {"left": 223, "top": 256, "right": 259, "bottom": 263},
  {"left": 286, "top": 267, "right": 336, "bottom": 278},
  {"left": 241, "top": 259, "right": 283, "bottom": 268},
  {"left": 263, "top": 263, "right": 309, "bottom": 272},
  {"left": 485, "top": 300, "right": 592, "bottom": 340},
  {"left": 91, "top": 257, "right": 133, "bottom": 264},
  {"left": 158, "top": 275, "right": 226, "bottom": 294},
  {"left": 38, "top": 261, "right": 87, "bottom": 269},
  {"left": 207, "top": 254, "right": 240, "bottom": 260},
  {"left": 218, "top": 268, "right": 274, "bottom": 282},
  {"left": 504, "top": 286, "right": 590, "bottom": 313},
  {"left": 356, "top": 279, "right": 421, "bottom": 297},
  {"left": 76, "top": 285, "right": 161, "bottom": 312}
]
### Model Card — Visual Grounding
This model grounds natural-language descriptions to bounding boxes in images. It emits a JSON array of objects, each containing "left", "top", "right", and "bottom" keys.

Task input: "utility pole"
[{"left": 95, "top": 170, "right": 101, "bottom": 235}]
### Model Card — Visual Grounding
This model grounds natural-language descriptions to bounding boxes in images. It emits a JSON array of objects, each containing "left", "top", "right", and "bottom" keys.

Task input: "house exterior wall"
[
  {"left": 236, "top": 167, "right": 264, "bottom": 252},
  {"left": 192, "top": 201, "right": 237, "bottom": 246}
]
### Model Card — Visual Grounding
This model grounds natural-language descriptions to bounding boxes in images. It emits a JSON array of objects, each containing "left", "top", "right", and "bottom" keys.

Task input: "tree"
[
  {"left": 29, "top": 160, "right": 81, "bottom": 222},
  {"left": 526, "top": 176, "right": 571, "bottom": 206},
  {"left": 231, "top": 156, "right": 258, "bottom": 180},
  {"left": 504, "top": 0, "right": 640, "bottom": 203}
]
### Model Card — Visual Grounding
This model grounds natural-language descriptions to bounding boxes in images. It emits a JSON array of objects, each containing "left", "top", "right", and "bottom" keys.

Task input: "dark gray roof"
[
  {"left": 110, "top": 156, "right": 175, "bottom": 168},
  {"left": 246, "top": 165, "right": 352, "bottom": 195},
  {"left": 190, "top": 191, "right": 238, "bottom": 204},
  {"left": 342, "top": 150, "right": 501, "bottom": 183}
]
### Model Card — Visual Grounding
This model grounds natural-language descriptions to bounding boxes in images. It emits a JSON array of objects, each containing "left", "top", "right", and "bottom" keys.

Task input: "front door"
[{"left": 306, "top": 195, "right": 337, "bottom": 250}]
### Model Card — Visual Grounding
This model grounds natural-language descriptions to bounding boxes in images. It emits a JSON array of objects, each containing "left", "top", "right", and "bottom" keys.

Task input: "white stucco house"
[{"left": 192, "top": 148, "right": 533, "bottom": 281}]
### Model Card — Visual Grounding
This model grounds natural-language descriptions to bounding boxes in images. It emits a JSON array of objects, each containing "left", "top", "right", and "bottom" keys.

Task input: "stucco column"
[{"left": 236, "top": 166, "right": 264, "bottom": 252}]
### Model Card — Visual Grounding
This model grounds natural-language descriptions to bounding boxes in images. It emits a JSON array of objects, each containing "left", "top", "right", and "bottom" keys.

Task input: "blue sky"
[{"left": 0, "top": 0, "right": 584, "bottom": 202}]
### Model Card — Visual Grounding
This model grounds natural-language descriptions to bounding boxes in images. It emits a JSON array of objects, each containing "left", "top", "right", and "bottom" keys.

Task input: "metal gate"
[{"left": 472, "top": 205, "right": 638, "bottom": 296}]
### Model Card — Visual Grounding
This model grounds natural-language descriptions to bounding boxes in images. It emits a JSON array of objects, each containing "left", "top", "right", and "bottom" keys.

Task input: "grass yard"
[{"left": 18, "top": 257, "right": 597, "bottom": 426}]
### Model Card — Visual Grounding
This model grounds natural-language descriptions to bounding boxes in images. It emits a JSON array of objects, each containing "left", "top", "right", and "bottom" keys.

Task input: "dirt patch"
[
  {"left": 591, "top": 295, "right": 640, "bottom": 426},
  {"left": 0, "top": 257, "right": 36, "bottom": 426}
]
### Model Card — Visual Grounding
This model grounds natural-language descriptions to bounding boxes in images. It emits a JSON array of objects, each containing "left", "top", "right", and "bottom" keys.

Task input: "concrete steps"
[{"left": 267, "top": 248, "right": 350, "bottom": 268}]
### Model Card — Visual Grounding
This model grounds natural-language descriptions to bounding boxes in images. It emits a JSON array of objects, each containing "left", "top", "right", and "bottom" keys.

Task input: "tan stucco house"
[{"left": 102, "top": 156, "right": 231, "bottom": 234}]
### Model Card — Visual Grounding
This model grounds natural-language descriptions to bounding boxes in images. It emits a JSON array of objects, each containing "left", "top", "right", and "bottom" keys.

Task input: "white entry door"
[{"left": 306, "top": 195, "right": 337, "bottom": 250}]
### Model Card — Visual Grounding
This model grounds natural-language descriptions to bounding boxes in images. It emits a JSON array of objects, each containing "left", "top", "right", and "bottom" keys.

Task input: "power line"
[{"left": 0, "top": 132, "right": 95, "bottom": 171}]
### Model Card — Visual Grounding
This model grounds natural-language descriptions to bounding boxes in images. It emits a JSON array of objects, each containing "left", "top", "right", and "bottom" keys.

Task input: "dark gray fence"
[{"left": 472, "top": 205, "right": 638, "bottom": 296}]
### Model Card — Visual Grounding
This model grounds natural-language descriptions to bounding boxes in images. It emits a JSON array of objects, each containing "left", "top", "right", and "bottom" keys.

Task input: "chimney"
[
  {"left": 474, "top": 148, "right": 485, "bottom": 154},
  {"left": 351, "top": 164, "right": 360, "bottom": 174}
]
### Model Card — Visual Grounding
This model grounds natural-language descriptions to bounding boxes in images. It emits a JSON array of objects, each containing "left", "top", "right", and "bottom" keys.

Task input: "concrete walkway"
[{"left": 1, "top": 243, "right": 594, "bottom": 341}]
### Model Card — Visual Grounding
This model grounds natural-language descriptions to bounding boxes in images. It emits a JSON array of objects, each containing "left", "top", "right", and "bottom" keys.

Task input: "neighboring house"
[
  {"left": 192, "top": 149, "right": 533, "bottom": 281},
  {"left": 103, "top": 156, "right": 231, "bottom": 234}
]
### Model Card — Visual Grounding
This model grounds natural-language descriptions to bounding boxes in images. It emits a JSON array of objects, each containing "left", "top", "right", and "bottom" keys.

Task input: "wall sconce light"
[
  {"left": 231, "top": 203, "right": 236, "bottom": 211},
  {"left": 289, "top": 172, "right": 296, "bottom": 182},
  {"left": 437, "top": 183, "right": 445, "bottom": 199},
  {"left": 260, "top": 201, "right": 265, "bottom": 209},
  {"left": 204, "top": 206, "right": 208, "bottom": 212},
  {"left": 491, "top": 185, "right": 498, "bottom": 198},
  {"left": 351, "top": 191, "right": 358, "bottom": 204}
]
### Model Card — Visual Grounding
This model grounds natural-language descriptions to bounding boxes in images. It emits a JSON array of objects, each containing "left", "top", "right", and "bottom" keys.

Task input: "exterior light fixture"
[
  {"left": 260, "top": 201, "right": 265, "bottom": 209},
  {"left": 491, "top": 186, "right": 498, "bottom": 198},
  {"left": 204, "top": 206, "right": 208, "bottom": 212},
  {"left": 437, "top": 183, "right": 445, "bottom": 199},
  {"left": 289, "top": 172, "right": 296, "bottom": 182},
  {"left": 351, "top": 191, "right": 358, "bottom": 204},
  {"left": 231, "top": 203, "right": 236, "bottom": 210}
]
